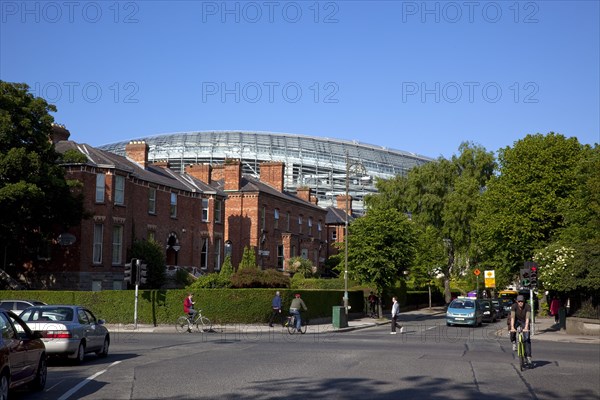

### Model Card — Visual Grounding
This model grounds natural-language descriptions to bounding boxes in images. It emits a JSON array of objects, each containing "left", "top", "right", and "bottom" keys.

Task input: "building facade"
[{"left": 35, "top": 127, "right": 227, "bottom": 290}]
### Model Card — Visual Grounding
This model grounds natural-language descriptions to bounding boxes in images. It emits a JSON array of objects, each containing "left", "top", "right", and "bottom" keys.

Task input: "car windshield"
[
  {"left": 20, "top": 307, "right": 73, "bottom": 322},
  {"left": 450, "top": 300, "right": 475, "bottom": 309}
]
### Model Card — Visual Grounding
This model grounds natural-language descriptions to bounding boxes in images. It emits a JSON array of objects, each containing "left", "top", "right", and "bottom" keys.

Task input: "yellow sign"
[{"left": 484, "top": 270, "right": 495, "bottom": 288}]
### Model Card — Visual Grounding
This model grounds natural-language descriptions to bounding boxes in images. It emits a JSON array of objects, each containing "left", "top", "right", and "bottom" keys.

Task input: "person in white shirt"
[{"left": 391, "top": 296, "right": 400, "bottom": 334}]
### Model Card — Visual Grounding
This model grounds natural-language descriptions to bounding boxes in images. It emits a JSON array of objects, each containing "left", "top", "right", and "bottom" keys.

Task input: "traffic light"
[
  {"left": 530, "top": 264, "right": 538, "bottom": 288},
  {"left": 139, "top": 262, "right": 148, "bottom": 285},
  {"left": 520, "top": 268, "right": 531, "bottom": 287},
  {"left": 124, "top": 259, "right": 135, "bottom": 284}
]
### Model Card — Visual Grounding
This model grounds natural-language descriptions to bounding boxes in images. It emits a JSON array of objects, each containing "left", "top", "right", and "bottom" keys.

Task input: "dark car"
[
  {"left": 491, "top": 299, "right": 506, "bottom": 319},
  {"left": 0, "top": 310, "right": 47, "bottom": 398},
  {"left": 477, "top": 299, "right": 497, "bottom": 323}
]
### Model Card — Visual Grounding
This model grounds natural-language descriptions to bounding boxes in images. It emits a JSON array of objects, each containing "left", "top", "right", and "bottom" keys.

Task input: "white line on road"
[{"left": 58, "top": 361, "right": 122, "bottom": 400}]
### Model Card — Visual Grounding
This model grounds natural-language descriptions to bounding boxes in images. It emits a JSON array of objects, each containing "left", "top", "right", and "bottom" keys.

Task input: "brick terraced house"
[{"left": 37, "top": 126, "right": 227, "bottom": 290}]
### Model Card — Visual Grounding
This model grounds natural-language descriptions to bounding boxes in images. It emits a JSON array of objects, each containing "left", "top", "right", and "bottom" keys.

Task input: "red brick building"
[
  {"left": 38, "top": 127, "right": 226, "bottom": 290},
  {"left": 193, "top": 160, "right": 329, "bottom": 272}
]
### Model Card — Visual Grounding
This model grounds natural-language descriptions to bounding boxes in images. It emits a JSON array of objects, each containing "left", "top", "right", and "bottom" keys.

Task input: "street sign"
[
  {"left": 484, "top": 270, "right": 496, "bottom": 288},
  {"left": 473, "top": 269, "right": 481, "bottom": 276}
]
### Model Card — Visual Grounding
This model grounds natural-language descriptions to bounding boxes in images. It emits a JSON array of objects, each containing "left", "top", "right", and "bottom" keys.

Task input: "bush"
[
  {"left": 230, "top": 268, "right": 290, "bottom": 288},
  {"left": 174, "top": 269, "right": 194, "bottom": 287},
  {"left": 189, "top": 273, "right": 232, "bottom": 289},
  {"left": 291, "top": 278, "right": 346, "bottom": 290}
]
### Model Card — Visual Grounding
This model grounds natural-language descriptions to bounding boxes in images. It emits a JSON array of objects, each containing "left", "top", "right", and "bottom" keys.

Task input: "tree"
[
  {"left": 367, "top": 142, "right": 495, "bottom": 303},
  {"left": 219, "top": 255, "right": 234, "bottom": 278},
  {"left": 131, "top": 239, "right": 166, "bottom": 288},
  {"left": 0, "top": 81, "right": 83, "bottom": 272},
  {"left": 238, "top": 246, "right": 258, "bottom": 271},
  {"left": 342, "top": 207, "right": 416, "bottom": 314},
  {"left": 474, "top": 133, "right": 585, "bottom": 286}
]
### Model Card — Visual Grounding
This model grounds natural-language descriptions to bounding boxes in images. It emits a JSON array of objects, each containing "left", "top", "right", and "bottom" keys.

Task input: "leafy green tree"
[
  {"left": 238, "top": 245, "right": 258, "bottom": 271},
  {"left": 0, "top": 81, "right": 83, "bottom": 271},
  {"left": 219, "top": 255, "right": 234, "bottom": 278},
  {"left": 131, "top": 239, "right": 166, "bottom": 288},
  {"left": 367, "top": 142, "right": 495, "bottom": 303},
  {"left": 474, "top": 133, "right": 585, "bottom": 285},
  {"left": 342, "top": 207, "right": 416, "bottom": 314}
]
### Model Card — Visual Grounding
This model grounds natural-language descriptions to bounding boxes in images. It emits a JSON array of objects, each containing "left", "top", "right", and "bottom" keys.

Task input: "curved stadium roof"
[{"left": 99, "top": 131, "right": 432, "bottom": 212}]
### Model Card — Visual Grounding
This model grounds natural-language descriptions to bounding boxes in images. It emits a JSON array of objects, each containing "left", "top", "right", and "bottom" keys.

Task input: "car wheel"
[
  {"left": 72, "top": 342, "right": 86, "bottom": 365},
  {"left": 96, "top": 336, "right": 109, "bottom": 357},
  {"left": 0, "top": 373, "right": 8, "bottom": 400},
  {"left": 31, "top": 355, "right": 47, "bottom": 391}
]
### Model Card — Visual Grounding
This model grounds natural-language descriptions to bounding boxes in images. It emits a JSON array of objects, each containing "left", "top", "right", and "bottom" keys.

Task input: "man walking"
[
  {"left": 391, "top": 296, "right": 401, "bottom": 334},
  {"left": 268, "top": 291, "right": 282, "bottom": 327}
]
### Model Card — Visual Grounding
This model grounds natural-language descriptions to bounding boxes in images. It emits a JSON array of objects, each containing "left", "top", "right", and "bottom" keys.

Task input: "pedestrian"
[
  {"left": 368, "top": 291, "right": 378, "bottom": 318},
  {"left": 550, "top": 296, "right": 561, "bottom": 323},
  {"left": 268, "top": 291, "right": 282, "bottom": 327},
  {"left": 390, "top": 296, "right": 403, "bottom": 334}
]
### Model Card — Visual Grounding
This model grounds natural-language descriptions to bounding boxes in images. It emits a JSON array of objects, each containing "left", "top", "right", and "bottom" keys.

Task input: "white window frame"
[
  {"left": 95, "top": 173, "right": 105, "bottom": 203},
  {"left": 200, "top": 237, "right": 209, "bottom": 269},
  {"left": 112, "top": 225, "right": 123, "bottom": 265},
  {"left": 214, "top": 199, "right": 222, "bottom": 223},
  {"left": 214, "top": 238, "right": 222, "bottom": 270},
  {"left": 114, "top": 175, "right": 125, "bottom": 205},
  {"left": 170, "top": 193, "right": 177, "bottom": 218},
  {"left": 148, "top": 187, "right": 156, "bottom": 214},
  {"left": 93, "top": 223, "right": 103, "bottom": 264},
  {"left": 202, "top": 198, "right": 210, "bottom": 222}
]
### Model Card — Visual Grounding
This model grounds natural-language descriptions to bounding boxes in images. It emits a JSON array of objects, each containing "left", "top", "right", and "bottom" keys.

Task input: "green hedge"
[{"left": 0, "top": 289, "right": 364, "bottom": 325}]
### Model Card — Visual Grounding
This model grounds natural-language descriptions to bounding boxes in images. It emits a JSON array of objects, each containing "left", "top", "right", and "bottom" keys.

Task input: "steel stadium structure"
[{"left": 99, "top": 131, "right": 432, "bottom": 212}]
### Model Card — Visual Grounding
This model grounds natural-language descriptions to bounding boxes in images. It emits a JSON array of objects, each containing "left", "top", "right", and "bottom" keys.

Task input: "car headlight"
[
  {"left": 484, "top": 311, "right": 490, "bottom": 315},
  {"left": 466, "top": 313, "right": 474, "bottom": 317}
]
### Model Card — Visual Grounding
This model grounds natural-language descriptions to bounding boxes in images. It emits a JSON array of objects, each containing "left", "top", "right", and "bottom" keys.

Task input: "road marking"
[{"left": 58, "top": 361, "right": 122, "bottom": 400}]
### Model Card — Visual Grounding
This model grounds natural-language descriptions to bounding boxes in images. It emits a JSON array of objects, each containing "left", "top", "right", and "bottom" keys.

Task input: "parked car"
[
  {"left": 0, "top": 299, "right": 47, "bottom": 315},
  {"left": 477, "top": 299, "right": 498, "bottom": 323},
  {"left": 491, "top": 299, "right": 506, "bottom": 319},
  {"left": 503, "top": 299, "right": 514, "bottom": 316},
  {"left": 0, "top": 310, "right": 47, "bottom": 397},
  {"left": 19, "top": 305, "right": 110, "bottom": 364},
  {"left": 446, "top": 297, "right": 483, "bottom": 327}
]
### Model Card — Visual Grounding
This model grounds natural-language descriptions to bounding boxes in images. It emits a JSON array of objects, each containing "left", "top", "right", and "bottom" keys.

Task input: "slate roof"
[
  {"left": 326, "top": 206, "right": 355, "bottom": 225},
  {"left": 55, "top": 141, "right": 225, "bottom": 197}
]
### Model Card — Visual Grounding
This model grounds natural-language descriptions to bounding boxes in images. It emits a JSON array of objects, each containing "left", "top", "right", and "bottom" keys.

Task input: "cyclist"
[
  {"left": 184, "top": 293, "right": 197, "bottom": 322},
  {"left": 510, "top": 295, "right": 533, "bottom": 364},
  {"left": 289, "top": 293, "right": 308, "bottom": 332}
]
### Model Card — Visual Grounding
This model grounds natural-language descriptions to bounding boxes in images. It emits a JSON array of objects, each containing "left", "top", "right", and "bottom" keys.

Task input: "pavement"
[{"left": 106, "top": 306, "right": 600, "bottom": 345}]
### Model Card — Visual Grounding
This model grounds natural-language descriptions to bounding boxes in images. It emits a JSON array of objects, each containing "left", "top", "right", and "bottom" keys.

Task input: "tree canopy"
[
  {"left": 342, "top": 207, "right": 416, "bottom": 298},
  {"left": 0, "top": 81, "right": 83, "bottom": 269}
]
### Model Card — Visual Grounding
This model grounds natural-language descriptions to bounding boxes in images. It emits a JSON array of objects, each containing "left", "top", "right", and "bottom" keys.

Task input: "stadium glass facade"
[{"left": 99, "top": 131, "right": 432, "bottom": 212}]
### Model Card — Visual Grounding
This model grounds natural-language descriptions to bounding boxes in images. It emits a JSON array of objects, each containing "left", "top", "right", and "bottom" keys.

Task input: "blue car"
[{"left": 446, "top": 297, "right": 483, "bottom": 327}]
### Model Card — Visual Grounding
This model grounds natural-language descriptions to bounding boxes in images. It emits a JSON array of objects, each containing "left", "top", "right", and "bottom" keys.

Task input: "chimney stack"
[
  {"left": 186, "top": 163, "right": 212, "bottom": 184},
  {"left": 296, "top": 187, "right": 311, "bottom": 202},
  {"left": 125, "top": 141, "right": 149, "bottom": 169},
  {"left": 224, "top": 159, "right": 242, "bottom": 191},
  {"left": 260, "top": 162, "right": 285, "bottom": 192},
  {"left": 336, "top": 194, "right": 352, "bottom": 216}
]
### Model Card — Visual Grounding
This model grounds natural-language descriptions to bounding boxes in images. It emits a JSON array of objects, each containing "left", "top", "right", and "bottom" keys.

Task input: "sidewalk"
[{"left": 105, "top": 307, "right": 600, "bottom": 345}]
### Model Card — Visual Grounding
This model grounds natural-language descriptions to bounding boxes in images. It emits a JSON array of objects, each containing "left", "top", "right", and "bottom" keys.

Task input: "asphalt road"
[{"left": 11, "top": 316, "right": 600, "bottom": 400}]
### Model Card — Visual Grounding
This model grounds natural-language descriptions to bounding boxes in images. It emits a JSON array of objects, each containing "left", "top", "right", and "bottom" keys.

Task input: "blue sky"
[{"left": 1, "top": 1, "right": 598, "bottom": 159}]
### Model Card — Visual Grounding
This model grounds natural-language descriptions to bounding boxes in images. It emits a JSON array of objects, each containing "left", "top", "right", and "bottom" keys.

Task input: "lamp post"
[{"left": 343, "top": 152, "right": 366, "bottom": 314}]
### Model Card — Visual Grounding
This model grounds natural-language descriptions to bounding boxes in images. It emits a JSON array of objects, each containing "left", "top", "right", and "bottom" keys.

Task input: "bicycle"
[
  {"left": 515, "top": 326, "right": 532, "bottom": 371},
  {"left": 175, "top": 310, "right": 212, "bottom": 333},
  {"left": 284, "top": 313, "right": 308, "bottom": 334}
]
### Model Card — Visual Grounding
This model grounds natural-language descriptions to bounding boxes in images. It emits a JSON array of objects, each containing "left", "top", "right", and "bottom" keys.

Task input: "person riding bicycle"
[
  {"left": 289, "top": 293, "right": 308, "bottom": 333},
  {"left": 510, "top": 294, "right": 533, "bottom": 364},
  {"left": 184, "top": 293, "right": 197, "bottom": 322}
]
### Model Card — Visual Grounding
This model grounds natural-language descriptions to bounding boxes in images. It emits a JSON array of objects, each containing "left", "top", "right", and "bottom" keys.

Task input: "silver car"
[{"left": 19, "top": 305, "right": 110, "bottom": 364}]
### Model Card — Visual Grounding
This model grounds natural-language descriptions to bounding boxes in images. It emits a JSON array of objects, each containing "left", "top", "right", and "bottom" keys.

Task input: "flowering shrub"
[{"left": 533, "top": 244, "right": 577, "bottom": 291}]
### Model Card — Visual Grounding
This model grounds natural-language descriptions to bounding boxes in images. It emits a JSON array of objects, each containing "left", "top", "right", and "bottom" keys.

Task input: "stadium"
[{"left": 99, "top": 131, "right": 432, "bottom": 212}]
